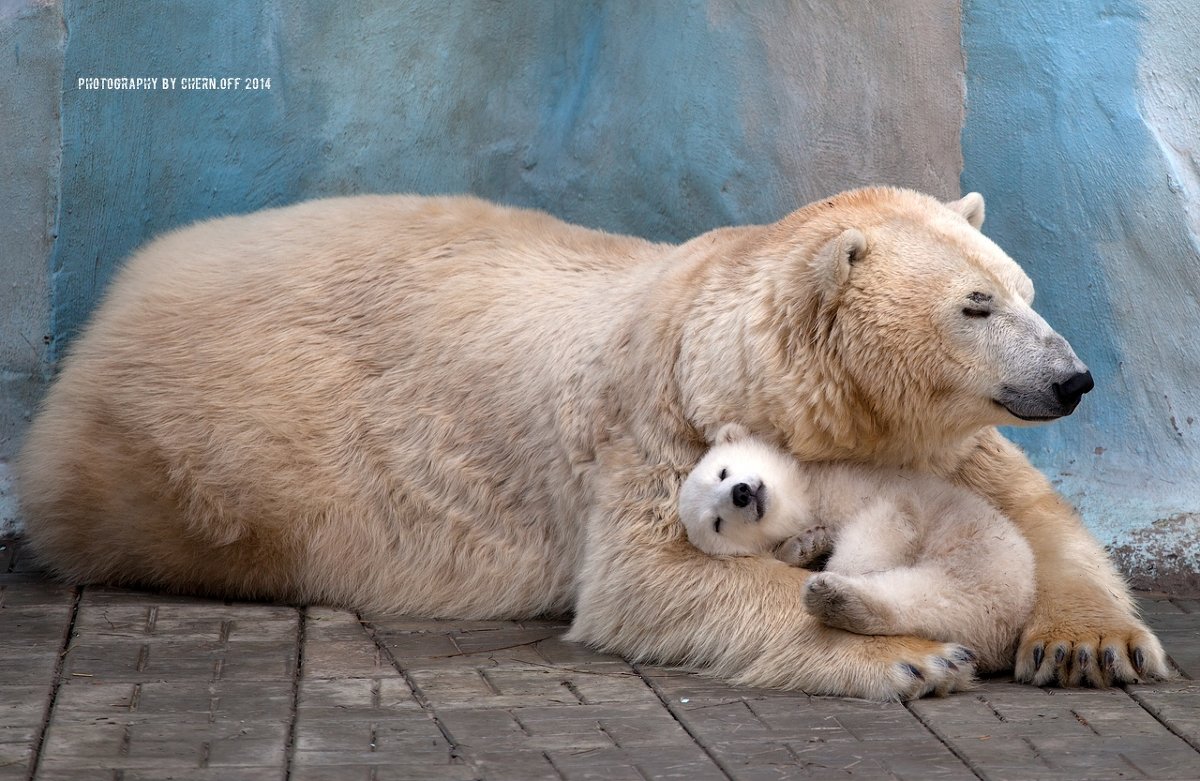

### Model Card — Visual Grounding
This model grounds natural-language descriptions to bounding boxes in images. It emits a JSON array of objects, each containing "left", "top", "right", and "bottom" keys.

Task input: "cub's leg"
[
  {"left": 805, "top": 568, "right": 1016, "bottom": 673},
  {"left": 804, "top": 569, "right": 919, "bottom": 638},
  {"left": 805, "top": 514, "right": 1035, "bottom": 672},
  {"left": 774, "top": 525, "right": 833, "bottom": 567},
  {"left": 822, "top": 497, "right": 920, "bottom": 575}
]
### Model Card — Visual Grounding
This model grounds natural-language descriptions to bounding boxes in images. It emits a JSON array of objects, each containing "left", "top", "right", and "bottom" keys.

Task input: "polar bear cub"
[{"left": 679, "top": 424, "right": 1035, "bottom": 672}]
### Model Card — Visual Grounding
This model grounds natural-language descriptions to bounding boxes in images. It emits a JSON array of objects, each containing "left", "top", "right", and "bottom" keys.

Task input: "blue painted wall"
[
  {"left": 49, "top": 0, "right": 965, "bottom": 348},
  {"left": 0, "top": 0, "right": 61, "bottom": 533},
  {"left": 962, "top": 0, "right": 1200, "bottom": 586}
]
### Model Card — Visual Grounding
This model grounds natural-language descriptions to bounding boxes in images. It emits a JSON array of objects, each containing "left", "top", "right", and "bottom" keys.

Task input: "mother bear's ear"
[
  {"left": 946, "top": 192, "right": 985, "bottom": 229},
  {"left": 811, "top": 228, "right": 867, "bottom": 301}
]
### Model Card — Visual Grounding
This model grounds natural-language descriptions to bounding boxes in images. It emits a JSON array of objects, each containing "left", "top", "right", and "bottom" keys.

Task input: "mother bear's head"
[{"left": 673, "top": 187, "right": 1091, "bottom": 464}]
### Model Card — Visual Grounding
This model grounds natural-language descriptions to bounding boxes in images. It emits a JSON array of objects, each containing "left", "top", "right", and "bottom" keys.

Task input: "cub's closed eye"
[
  {"left": 718, "top": 468, "right": 728, "bottom": 480},
  {"left": 962, "top": 307, "right": 991, "bottom": 318}
]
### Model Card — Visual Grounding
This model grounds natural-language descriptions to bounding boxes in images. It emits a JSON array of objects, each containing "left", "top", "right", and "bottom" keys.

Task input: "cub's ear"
[
  {"left": 813, "top": 228, "right": 867, "bottom": 299},
  {"left": 946, "top": 192, "right": 985, "bottom": 229},
  {"left": 713, "top": 422, "right": 751, "bottom": 445}
]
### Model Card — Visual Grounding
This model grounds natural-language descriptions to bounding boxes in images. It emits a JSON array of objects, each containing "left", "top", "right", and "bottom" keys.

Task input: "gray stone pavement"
[{"left": 1, "top": 536, "right": 1198, "bottom": 781}]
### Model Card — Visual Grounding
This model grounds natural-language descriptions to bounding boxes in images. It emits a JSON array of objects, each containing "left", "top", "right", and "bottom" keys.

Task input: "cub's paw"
[
  {"left": 1015, "top": 618, "right": 1171, "bottom": 687},
  {"left": 775, "top": 526, "right": 833, "bottom": 568},
  {"left": 804, "top": 572, "right": 891, "bottom": 635},
  {"left": 880, "top": 639, "right": 978, "bottom": 700}
]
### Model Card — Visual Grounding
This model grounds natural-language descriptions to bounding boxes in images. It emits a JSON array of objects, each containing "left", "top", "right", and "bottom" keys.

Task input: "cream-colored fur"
[
  {"left": 679, "top": 423, "right": 1034, "bottom": 672},
  {"left": 19, "top": 188, "right": 1168, "bottom": 700}
]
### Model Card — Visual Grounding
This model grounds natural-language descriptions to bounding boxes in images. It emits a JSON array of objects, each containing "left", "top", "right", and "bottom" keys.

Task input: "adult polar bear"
[{"left": 19, "top": 187, "right": 1167, "bottom": 700}]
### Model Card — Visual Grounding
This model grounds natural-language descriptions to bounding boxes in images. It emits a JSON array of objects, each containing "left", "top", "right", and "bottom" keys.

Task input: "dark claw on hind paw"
[
  {"left": 1032, "top": 645, "right": 1044, "bottom": 669},
  {"left": 1102, "top": 647, "right": 1116, "bottom": 671},
  {"left": 956, "top": 648, "right": 976, "bottom": 664},
  {"left": 1077, "top": 648, "right": 1090, "bottom": 666},
  {"left": 903, "top": 663, "right": 924, "bottom": 680},
  {"left": 1054, "top": 646, "right": 1066, "bottom": 665},
  {"left": 1133, "top": 648, "right": 1146, "bottom": 675}
]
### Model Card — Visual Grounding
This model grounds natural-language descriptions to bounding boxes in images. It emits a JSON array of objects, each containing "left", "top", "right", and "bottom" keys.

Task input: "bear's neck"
[
  {"left": 667, "top": 233, "right": 980, "bottom": 472},
  {"left": 767, "top": 349, "right": 979, "bottom": 471}
]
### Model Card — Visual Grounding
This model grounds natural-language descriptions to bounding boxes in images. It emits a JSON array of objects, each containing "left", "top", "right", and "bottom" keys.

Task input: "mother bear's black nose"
[
  {"left": 1053, "top": 370, "right": 1095, "bottom": 406},
  {"left": 732, "top": 483, "right": 754, "bottom": 508}
]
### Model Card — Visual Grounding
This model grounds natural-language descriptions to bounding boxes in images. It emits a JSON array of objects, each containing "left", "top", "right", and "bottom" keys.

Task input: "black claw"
[
  {"left": 1032, "top": 644, "right": 1045, "bottom": 669},
  {"left": 1077, "top": 648, "right": 1090, "bottom": 666},
  {"left": 1102, "top": 647, "right": 1117, "bottom": 671},
  {"left": 903, "top": 663, "right": 924, "bottom": 680},
  {"left": 957, "top": 647, "right": 977, "bottom": 664},
  {"left": 1133, "top": 648, "right": 1146, "bottom": 675},
  {"left": 1054, "top": 646, "right": 1067, "bottom": 665}
]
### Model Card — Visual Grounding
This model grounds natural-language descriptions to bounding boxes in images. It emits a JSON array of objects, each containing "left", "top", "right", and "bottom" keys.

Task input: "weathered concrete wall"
[
  {"left": 49, "top": 0, "right": 966, "bottom": 347},
  {"left": 962, "top": 0, "right": 1200, "bottom": 589},
  {"left": 0, "top": 0, "right": 60, "bottom": 532}
]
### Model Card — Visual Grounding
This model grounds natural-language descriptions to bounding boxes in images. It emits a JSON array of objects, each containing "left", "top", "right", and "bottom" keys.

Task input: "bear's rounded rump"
[{"left": 18, "top": 195, "right": 673, "bottom": 615}]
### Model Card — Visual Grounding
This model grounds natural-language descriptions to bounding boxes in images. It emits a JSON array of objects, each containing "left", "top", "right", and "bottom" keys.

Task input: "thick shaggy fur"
[
  {"left": 679, "top": 424, "right": 1034, "bottom": 672},
  {"left": 19, "top": 188, "right": 1168, "bottom": 700}
]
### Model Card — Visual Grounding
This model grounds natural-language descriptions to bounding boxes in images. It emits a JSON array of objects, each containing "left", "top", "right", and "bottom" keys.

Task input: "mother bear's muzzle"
[
  {"left": 995, "top": 368, "right": 1093, "bottom": 422},
  {"left": 993, "top": 311, "right": 1093, "bottom": 422}
]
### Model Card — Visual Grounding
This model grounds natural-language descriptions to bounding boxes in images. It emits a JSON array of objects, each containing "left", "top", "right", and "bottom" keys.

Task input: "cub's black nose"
[
  {"left": 731, "top": 483, "right": 754, "bottom": 508},
  {"left": 1053, "top": 370, "right": 1094, "bottom": 406}
]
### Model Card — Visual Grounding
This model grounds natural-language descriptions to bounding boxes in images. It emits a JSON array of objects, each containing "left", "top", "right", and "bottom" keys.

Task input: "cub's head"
[
  {"left": 728, "top": 188, "right": 1092, "bottom": 454},
  {"left": 678, "top": 423, "right": 810, "bottom": 556}
]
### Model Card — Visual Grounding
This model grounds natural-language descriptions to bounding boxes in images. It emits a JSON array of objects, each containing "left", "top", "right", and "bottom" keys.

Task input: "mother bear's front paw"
[
  {"left": 1015, "top": 614, "right": 1171, "bottom": 687},
  {"left": 876, "top": 639, "right": 978, "bottom": 700}
]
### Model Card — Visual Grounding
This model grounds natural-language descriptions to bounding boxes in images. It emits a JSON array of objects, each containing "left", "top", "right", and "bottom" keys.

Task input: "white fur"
[
  {"left": 680, "top": 424, "right": 1035, "bottom": 671},
  {"left": 18, "top": 187, "right": 1167, "bottom": 700}
]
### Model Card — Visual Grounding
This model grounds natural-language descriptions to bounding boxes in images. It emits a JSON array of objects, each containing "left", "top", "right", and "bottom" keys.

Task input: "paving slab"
[
  {"left": 911, "top": 683, "right": 1200, "bottom": 780},
  {"left": 0, "top": 561, "right": 76, "bottom": 781},
  {"left": 2, "top": 536, "right": 1199, "bottom": 781},
  {"left": 1144, "top": 602, "right": 1200, "bottom": 680},
  {"left": 642, "top": 669, "right": 976, "bottom": 780}
]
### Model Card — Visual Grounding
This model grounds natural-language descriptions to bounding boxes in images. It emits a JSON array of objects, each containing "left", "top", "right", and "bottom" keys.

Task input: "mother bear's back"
[{"left": 17, "top": 195, "right": 675, "bottom": 616}]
